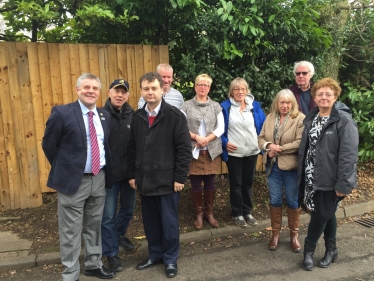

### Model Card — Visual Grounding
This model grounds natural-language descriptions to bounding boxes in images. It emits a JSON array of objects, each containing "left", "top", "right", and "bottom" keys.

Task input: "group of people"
[{"left": 41, "top": 61, "right": 358, "bottom": 281}]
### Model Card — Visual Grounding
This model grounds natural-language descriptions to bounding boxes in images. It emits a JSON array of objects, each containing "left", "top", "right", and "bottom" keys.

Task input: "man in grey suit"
[{"left": 42, "top": 73, "right": 115, "bottom": 280}]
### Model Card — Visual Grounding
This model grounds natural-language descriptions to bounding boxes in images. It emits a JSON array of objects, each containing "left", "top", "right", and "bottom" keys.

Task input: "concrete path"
[{"left": 0, "top": 201, "right": 373, "bottom": 273}]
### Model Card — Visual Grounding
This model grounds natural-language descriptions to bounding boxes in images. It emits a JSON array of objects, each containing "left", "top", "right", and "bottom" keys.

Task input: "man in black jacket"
[
  {"left": 128, "top": 72, "right": 192, "bottom": 278},
  {"left": 101, "top": 79, "right": 135, "bottom": 272}
]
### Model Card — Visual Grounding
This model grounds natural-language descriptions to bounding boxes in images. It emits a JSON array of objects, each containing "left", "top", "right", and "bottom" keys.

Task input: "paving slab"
[
  {"left": 344, "top": 201, "right": 374, "bottom": 217},
  {"left": 0, "top": 231, "right": 32, "bottom": 253}
]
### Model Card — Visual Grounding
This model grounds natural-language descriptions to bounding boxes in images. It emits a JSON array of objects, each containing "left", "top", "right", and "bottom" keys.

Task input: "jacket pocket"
[
  {"left": 152, "top": 161, "right": 175, "bottom": 188},
  {"left": 153, "top": 161, "right": 175, "bottom": 170}
]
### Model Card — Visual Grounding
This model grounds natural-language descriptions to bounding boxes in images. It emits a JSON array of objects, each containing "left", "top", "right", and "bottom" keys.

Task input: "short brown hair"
[
  {"left": 311, "top": 77, "right": 341, "bottom": 98},
  {"left": 139, "top": 72, "right": 163, "bottom": 88}
]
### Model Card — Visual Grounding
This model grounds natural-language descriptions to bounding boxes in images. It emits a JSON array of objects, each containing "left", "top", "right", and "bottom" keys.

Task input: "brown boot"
[
  {"left": 203, "top": 190, "right": 219, "bottom": 228},
  {"left": 287, "top": 207, "right": 301, "bottom": 253},
  {"left": 191, "top": 191, "right": 204, "bottom": 230},
  {"left": 268, "top": 206, "right": 282, "bottom": 250}
]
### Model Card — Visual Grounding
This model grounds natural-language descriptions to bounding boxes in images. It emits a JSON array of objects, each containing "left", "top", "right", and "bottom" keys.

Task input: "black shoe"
[
  {"left": 107, "top": 256, "right": 124, "bottom": 272},
  {"left": 118, "top": 236, "right": 135, "bottom": 251},
  {"left": 136, "top": 258, "right": 163, "bottom": 270},
  {"left": 84, "top": 267, "right": 116, "bottom": 279},
  {"left": 318, "top": 249, "right": 338, "bottom": 268},
  {"left": 165, "top": 264, "right": 178, "bottom": 278}
]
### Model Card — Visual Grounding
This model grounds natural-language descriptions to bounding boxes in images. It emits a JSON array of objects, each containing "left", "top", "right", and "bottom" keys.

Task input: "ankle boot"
[
  {"left": 318, "top": 237, "right": 338, "bottom": 268},
  {"left": 203, "top": 190, "right": 219, "bottom": 228},
  {"left": 287, "top": 207, "right": 301, "bottom": 253},
  {"left": 191, "top": 191, "right": 204, "bottom": 230},
  {"left": 268, "top": 206, "right": 282, "bottom": 250},
  {"left": 303, "top": 239, "right": 316, "bottom": 271}
]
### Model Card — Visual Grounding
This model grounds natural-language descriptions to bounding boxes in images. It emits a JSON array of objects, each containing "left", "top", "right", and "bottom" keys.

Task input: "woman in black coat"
[{"left": 298, "top": 78, "right": 359, "bottom": 271}]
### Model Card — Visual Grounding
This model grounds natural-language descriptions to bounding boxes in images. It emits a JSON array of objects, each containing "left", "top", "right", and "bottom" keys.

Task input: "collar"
[
  {"left": 78, "top": 100, "right": 98, "bottom": 116},
  {"left": 145, "top": 101, "right": 162, "bottom": 116}
]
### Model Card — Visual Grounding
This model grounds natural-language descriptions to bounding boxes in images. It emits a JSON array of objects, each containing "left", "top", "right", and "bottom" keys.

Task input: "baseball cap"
[{"left": 109, "top": 79, "right": 129, "bottom": 91}]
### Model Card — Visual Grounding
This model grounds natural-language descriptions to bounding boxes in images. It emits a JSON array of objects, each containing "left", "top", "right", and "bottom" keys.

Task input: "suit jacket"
[
  {"left": 42, "top": 101, "right": 113, "bottom": 195},
  {"left": 258, "top": 112, "right": 305, "bottom": 170}
]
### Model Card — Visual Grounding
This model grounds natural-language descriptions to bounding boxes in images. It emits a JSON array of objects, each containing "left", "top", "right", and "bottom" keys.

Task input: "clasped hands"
[
  {"left": 195, "top": 135, "right": 209, "bottom": 148},
  {"left": 267, "top": 143, "right": 282, "bottom": 158}
]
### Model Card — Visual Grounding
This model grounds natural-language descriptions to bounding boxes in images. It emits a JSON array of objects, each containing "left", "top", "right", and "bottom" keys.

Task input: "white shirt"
[
  {"left": 78, "top": 100, "right": 106, "bottom": 173},
  {"left": 227, "top": 96, "right": 260, "bottom": 157}
]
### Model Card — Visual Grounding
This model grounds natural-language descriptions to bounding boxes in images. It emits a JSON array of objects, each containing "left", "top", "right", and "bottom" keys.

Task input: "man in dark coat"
[
  {"left": 101, "top": 79, "right": 135, "bottom": 272},
  {"left": 127, "top": 72, "right": 192, "bottom": 278}
]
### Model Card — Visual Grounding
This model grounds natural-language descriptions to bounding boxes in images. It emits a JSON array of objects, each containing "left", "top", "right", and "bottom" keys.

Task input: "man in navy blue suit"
[{"left": 42, "top": 73, "right": 115, "bottom": 281}]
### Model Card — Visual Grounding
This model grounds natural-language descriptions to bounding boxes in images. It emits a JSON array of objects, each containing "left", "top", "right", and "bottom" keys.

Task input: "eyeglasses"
[
  {"left": 316, "top": 93, "right": 334, "bottom": 98},
  {"left": 196, "top": 83, "right": 210, "bottom": 88},
  {"left": 233, "top": 88, "right": 246, "bottom": 92},
  {"left": 295, "top": 71, "right": 310, "bottom": 76}
]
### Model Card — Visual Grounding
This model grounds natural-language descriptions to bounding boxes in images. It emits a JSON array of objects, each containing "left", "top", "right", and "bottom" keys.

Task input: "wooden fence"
[
  {"left": 0, "top": 42, "right": 263, "bottom": 211},
  {"left": 0, "top": 42, "right": 170, "bottom": 211}
]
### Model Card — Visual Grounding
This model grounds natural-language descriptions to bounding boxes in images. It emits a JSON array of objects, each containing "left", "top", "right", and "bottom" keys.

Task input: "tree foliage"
[
  {"left": 0, "top": 0, "right": 138, "bottom": 42},
  {"left": 2, "top": 0, "right": 373, "bottom": 160}
]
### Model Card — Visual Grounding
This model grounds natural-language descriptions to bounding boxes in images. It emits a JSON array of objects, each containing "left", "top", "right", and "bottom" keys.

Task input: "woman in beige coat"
[{"left": 258, "top": 89, "right": 305, "bottom": 252}]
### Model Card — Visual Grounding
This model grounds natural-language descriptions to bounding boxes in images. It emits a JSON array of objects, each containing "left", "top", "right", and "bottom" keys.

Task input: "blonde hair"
[
  {"left": 270, "top": 89, "right": 300, "bottom": 118},
  {"left": 195, "top": 74, "right": 213, "bottom": 86},
  {"left": 311, "top": 77, "right": 341, "bottom": 98},
  {"left": 227, "top": 77, "right": 251, "bottom": 98}
]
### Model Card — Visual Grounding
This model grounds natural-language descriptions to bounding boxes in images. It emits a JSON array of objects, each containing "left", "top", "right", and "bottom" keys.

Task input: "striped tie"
[{"left": 88, "top": 111, "right": 100, "bottom": 175}]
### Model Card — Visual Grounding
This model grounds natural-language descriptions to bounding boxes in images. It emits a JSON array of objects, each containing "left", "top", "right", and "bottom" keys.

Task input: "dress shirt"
[{"left": 78, "top": 100, "right": 106, "bottom": 173}]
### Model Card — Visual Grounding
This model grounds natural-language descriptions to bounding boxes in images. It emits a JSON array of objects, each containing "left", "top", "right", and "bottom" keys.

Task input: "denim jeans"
[
  {"left": 101, "top": 180, "right": 136, "bottom": 257},
  {"left": 266, "top": 161, "right": 298, "bottom": 209}
]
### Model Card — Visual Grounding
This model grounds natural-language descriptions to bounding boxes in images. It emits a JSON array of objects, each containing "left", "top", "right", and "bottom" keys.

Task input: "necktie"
[{"left": 88, "top": 111, "right": 100, "bottom": 175}]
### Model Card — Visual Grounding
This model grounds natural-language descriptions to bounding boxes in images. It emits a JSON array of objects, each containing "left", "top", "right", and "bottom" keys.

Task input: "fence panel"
[{"left": 0, "top": 42, "right": 169, "bottom": 210}]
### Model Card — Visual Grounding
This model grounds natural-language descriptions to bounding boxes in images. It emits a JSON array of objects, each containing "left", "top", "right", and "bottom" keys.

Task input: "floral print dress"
[{"left": 303, "top": 113, "right": 330, "bottom": 211}]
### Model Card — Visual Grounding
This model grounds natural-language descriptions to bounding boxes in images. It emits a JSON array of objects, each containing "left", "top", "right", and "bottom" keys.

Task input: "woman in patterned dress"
[
  {"left": 297, "top": 78, "right": 359, "bottom": 271},
  {"left": 258, "top": 89, "right": 305, "bottom": 252}
]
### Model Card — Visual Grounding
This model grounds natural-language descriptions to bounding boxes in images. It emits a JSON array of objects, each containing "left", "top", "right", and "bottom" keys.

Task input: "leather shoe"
[
  {"left": 165, "top": 264, "right": 178, "bottom": 278},
  {"left": 84, "top": 267, "right": 116, "bottom": 279},
  {"left": 136, "top": 258, "right": 162, "bottom": 270}
]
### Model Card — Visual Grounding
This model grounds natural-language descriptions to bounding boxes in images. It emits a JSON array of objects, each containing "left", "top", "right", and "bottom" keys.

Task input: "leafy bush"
[{"left": 341, "top": 82, "right": 374, "bottom": 162}]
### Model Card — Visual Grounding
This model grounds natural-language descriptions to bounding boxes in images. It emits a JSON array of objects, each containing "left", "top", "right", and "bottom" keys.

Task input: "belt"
[{"left": 83, "top": 168, "right": 103, "bottom": 176}]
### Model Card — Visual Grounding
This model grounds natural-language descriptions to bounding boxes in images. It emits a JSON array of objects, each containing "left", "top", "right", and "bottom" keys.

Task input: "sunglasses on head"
[{"left": 295, "top": 71, "right": 310, "bottom": 76}]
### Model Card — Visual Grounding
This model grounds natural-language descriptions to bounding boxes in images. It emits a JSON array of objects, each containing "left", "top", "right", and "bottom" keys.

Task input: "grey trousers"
[{"left": 58, "top": 169, "right": 106, "bottom": 281}]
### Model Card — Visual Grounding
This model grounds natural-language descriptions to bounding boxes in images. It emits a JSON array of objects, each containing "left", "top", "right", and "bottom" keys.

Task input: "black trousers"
[
  {"left": 306, "top": 212, "right": 337, "bottom": 244},
  {"left": 140, "top": 192, "right": 180, "bottom": 264},
  {"left": 227, "top": 154, "right": 258, "bottom": 217}
]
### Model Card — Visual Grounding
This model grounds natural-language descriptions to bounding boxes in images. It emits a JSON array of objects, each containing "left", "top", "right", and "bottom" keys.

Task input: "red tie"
[{"left": 88, "top": 111, "right": 100, "bottom": 175}]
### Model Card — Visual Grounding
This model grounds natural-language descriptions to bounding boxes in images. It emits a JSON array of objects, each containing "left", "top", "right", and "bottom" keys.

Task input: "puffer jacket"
[
  {"left": 102, "top": 98, "right": 133, "bottom": 182},
  {"left": 297, "top": 101, "right": 359, "bottom": 195},
  {"left": 258, "top": 112, "right": 305, "bottom": 170}
]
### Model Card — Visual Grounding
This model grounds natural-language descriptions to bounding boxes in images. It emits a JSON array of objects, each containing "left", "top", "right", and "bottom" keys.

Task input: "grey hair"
[
  {"left": 157, "top": 63, "right": 173, "bottom": 73},
  {"left": 76, "top": 73, "right": 101, "bottom": 89},
  {"left": 293, "top": 61, "right": 315, "bottom": 77}
]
